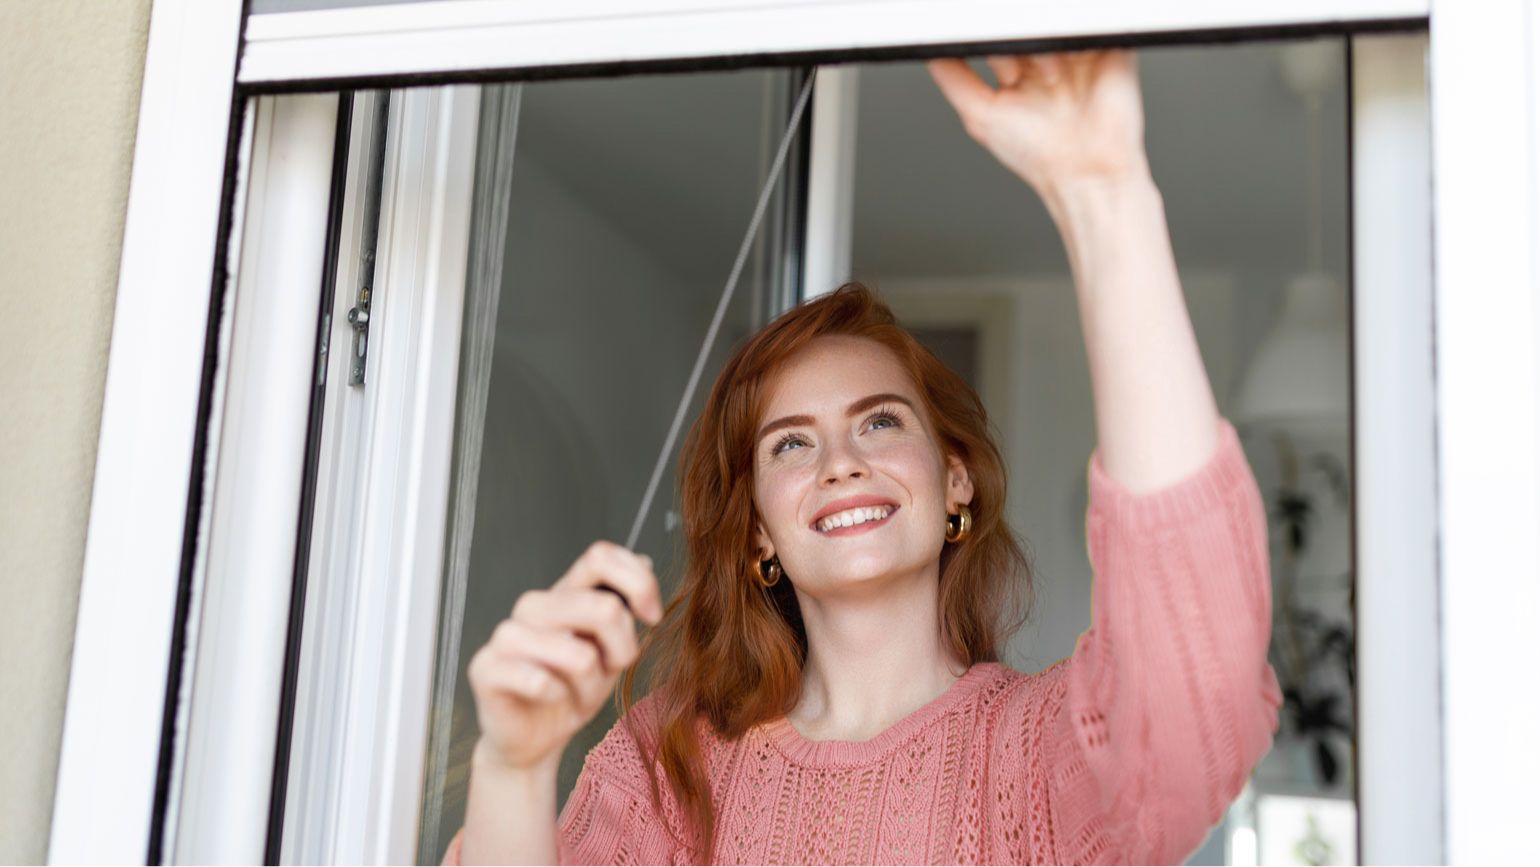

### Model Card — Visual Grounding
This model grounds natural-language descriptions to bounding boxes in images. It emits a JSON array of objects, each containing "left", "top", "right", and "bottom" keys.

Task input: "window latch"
[
  {"left": 347, "top": 283, "right": 371, "bottom": 386},
  {"left": 347, "top": 94, "right": 390, "bottom": 388}
]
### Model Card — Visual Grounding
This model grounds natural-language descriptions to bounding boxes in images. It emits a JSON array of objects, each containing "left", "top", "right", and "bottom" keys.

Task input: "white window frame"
[
  {"left": 1350, "top": 33, "right": 1442, "bottom": 865},
  {"left": 163, "top": 90, "right": 343, "bottom": 864},
  {"left": 54, "top": 0, "right": 1540, "bottom": 864},
  {"left": 48, "top": 1, "right": 246, "bottom": 863},
  {"left": 237, "top": 0, "right": 1429, "bottom": 86},
  {"left": 275, "top": 83, "right": 482, "bottom": 866}
]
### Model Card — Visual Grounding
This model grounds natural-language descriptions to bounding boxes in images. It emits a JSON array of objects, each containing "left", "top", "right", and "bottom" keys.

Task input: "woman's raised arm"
[
  {"left": 933, "top": 50, "right": 1282, "bottom": 862},
  {"left": 929, "top": 49, "right": 1220, "bottom": 491},
  {"left": 1046, "top": 416, "right": 1282, "bottom": 862}
]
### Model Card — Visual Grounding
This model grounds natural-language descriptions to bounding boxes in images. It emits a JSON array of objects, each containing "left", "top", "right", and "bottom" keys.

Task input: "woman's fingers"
[
  {"left": 928, "top": 58, "right": 994, "bottom": 128},
  {"left": 938, "top": 50, "right": 1124, "bottom": 107},
  {"left": 468, "top": 642, "right": 568, "bottom": 706},
  {"left": 510, "top": 588, "right": 641, "bottom": 674},
  {"left": 553, "top": 540, "right": 663, "bottom": 625},
  {"left": 490, "top": 619, "right": 604, "bottom": 679},
  {"left": 985, "top": 55, "right": 1022, "bottom": 88},
  {"left": 1065, "top": 49, "right": 1111, "bottom": 92},
  {"left": 466, "top": 539, "right": 669, "bottom": 772},
  {"left": 1024, "top": 52, "right": 1065, "bottom": 87},
  {"left": 488, "top": 656, "right": 567, "bottom": 705},
  {"left": 1100, "top": 48, "right": 1136, "bottom": 80},
  {"left": 1028, "top": 49, "right": 1127, "bottom": 93},
  {"left": 488, "top": 619, "right": 615, "bottom": 705}
]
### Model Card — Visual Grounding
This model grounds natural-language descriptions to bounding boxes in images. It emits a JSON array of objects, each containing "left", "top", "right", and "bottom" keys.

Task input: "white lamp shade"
[{"left": 1233, "top": 271, "right": 1349, "bottom": 424}]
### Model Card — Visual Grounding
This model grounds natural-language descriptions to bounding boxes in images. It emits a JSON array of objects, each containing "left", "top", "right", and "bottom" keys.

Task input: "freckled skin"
[{"left": 752, "top": 335, "right": 974, "bottom": 600}]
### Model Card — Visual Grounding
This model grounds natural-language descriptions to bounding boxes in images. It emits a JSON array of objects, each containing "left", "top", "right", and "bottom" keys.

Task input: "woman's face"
[{"left": 751, "top": 335, "right": 974, "bottom": 595}]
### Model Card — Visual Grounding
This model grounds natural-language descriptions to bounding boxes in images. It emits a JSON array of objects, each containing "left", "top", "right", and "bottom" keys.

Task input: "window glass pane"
[
  {"left": 417, "top": 68, "right": 805, "bottom": 863},
  {"left": 848, "top": 39, "right": 1354, "bottom": 865}
]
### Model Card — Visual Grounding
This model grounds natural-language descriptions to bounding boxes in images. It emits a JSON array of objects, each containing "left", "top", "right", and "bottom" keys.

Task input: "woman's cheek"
[
  {"left": 759, "top": 465, "right": 808, "bottom": 531},
  {"left": 874, "top": 437, "right": 940, "bottom": 475}
]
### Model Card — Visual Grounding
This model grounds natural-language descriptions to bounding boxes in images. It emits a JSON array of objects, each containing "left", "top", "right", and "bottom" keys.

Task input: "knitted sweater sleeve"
[
  {"left": 1045, "top": 416, "right": 1284, "bottom": 864},
  {"left": 552, "top": 756, "right": 678, "bottom": 865},
  {"left": 440, "top": 706, "right": 683, "bottom": 865}
]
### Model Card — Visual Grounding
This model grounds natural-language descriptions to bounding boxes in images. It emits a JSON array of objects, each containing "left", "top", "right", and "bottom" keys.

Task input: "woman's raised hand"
[
  {"left": 928, "top": 49, "right": 1148, "bottom": 199},
  {"left": 467, "top": 540, "right": 664, "bottom": 773}
]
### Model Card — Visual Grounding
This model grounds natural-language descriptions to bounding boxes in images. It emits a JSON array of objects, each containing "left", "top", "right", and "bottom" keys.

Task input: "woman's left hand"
[{"left": 929, "top": 49, "right": 1148, "bottom": 201}]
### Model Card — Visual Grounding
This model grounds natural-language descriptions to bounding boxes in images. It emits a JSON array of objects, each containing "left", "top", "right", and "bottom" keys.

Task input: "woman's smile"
[{"left": 812, "top": 503, "right": 900, "bottom": 536}]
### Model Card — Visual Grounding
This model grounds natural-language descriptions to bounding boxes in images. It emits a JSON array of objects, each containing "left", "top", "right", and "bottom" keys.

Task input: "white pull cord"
[{"left": 624, "top": 71, "right": 817, "bottom": 552}]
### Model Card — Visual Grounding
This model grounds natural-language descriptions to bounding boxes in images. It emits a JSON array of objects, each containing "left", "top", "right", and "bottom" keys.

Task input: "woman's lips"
[{"left": 814, "top": 506, "right": 899, "bottom": 537}]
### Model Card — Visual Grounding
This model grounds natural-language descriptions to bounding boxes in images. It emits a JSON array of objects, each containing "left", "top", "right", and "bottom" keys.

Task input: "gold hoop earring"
[
  {"left": 757, "top": 555, "right": 782, "bottom": 588},
  {"left": 945, "top": 504, "right": 973, "bottom": 543}
]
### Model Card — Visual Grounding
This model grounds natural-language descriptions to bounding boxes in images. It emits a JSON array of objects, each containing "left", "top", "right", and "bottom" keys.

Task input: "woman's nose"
[{"left": 818, "top": 437, "right": 869, "bottom": 484}]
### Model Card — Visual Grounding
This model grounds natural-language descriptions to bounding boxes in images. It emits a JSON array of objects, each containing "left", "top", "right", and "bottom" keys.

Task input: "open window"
[{"left": 53, "top": 1, "right": 1540, "bottom": 864}]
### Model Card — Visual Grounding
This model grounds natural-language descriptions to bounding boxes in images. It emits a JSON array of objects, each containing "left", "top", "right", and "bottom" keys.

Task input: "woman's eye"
[
  {"left": 867, "top": 410, "right": 903, "bottom": 432},
  {"left": 771, "top": 434, "right": 806, "bottom": 455}
]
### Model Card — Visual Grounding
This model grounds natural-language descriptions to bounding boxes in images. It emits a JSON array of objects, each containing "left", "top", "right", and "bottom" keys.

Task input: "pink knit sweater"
[{"left": 446, "top": 416, "right": 1282, "bottom": 864}]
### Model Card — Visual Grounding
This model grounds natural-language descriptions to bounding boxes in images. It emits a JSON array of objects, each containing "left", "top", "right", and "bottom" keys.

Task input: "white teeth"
[{"left": 816, "top": 505, "right": 893, "bottom": 532}]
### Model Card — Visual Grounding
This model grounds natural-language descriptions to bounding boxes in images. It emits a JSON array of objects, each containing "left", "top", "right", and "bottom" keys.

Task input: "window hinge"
[{"left": 316, "top": 311, "right": 332, "bottom": 387}]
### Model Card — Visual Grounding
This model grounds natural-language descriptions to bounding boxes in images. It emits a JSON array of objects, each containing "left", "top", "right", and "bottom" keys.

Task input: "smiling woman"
[
  {"left": 446, "top": 282, "right": 1277, "bottom": 866},
  {"left": 439, "top": 47, "right": 1285, "bottom": 865},
  {"left": 618, "top": 286, "right": 1032, "bottom": 846}
]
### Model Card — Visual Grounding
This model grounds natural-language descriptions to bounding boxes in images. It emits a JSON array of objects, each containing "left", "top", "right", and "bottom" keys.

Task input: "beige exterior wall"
[{"left": 0, "top": 1, "right": 154, "bottom": 861}]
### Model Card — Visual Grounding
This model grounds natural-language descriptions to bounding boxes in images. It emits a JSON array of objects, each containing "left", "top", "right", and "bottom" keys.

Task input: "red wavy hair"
[{"left": 618, "top": 282, "right": 1034, "bottom": 862}]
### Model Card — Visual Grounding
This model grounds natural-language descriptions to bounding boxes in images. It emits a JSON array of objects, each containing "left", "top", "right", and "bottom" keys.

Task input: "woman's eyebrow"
[{"left": 756, "top": 393, "right": 915, "bottom": 443}]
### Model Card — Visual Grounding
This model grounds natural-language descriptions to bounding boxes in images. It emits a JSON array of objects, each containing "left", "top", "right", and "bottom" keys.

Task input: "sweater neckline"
[{"left": 759, "top": 662, "right": 1004, "bottom": 768}]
